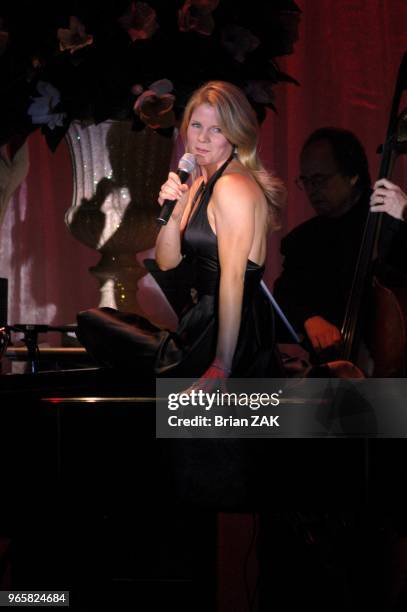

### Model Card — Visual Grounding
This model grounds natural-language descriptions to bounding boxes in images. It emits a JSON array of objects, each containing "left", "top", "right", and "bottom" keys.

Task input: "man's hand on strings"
[{"left": 370, "top": 179, "right": 407, "bottom": 221}]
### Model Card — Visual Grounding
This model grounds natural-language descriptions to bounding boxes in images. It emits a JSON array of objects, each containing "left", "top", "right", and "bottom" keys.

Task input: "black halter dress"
[{"left": 76, "top": 158, "right": 279, "bottom": 378}]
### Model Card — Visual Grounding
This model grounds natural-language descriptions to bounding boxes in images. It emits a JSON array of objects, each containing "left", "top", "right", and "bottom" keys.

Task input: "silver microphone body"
[{"left": 156, "top": 153, "right": 196, "bottom": 226}]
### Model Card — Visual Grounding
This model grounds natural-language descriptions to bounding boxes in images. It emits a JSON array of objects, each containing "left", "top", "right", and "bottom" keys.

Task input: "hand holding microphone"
[{"left": 157, "top": 153, "right": 196, "bottom": 225}]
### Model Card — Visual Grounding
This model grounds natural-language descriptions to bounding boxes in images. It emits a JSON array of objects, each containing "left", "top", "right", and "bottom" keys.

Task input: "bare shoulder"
[
  {"left": 212, "top": 169, "right": 264, "bottom": 218},
  {"left": 213, "top": 172, "right": 258, "bottom": 202}
]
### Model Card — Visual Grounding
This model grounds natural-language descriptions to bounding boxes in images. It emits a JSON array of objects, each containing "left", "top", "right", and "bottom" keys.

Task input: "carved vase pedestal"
[{"left": 64, "top": 120, "right": 174, "bottom": 314}]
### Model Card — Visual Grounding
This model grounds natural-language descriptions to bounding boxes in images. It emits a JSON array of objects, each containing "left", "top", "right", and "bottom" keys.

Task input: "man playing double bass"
[{"left": 273, "top": 127, "right": 407, "bottom": 366}]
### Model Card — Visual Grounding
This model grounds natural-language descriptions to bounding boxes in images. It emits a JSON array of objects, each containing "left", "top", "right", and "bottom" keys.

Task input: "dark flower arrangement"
[{"left": 0, "top": 0, "right": 300, "bottom": 152}]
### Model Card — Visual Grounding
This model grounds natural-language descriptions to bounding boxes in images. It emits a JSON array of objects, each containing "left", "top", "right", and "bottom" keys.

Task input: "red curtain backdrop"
[
  {"left": 262, "top": 0, "right": 407, "bottom": 286},
  {"left": 0, "top": 0, "right": 406, "bottom": 330}
]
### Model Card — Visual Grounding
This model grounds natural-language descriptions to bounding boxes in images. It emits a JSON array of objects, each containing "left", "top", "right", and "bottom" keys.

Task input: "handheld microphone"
[{"left": 156, "top": 153, "right": 196, "bottom": 225}]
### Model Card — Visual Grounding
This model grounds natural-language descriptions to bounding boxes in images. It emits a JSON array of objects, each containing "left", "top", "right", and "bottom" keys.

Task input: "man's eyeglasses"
[{"left": 295, "top": 172, "right": 339, "bottom": 190}]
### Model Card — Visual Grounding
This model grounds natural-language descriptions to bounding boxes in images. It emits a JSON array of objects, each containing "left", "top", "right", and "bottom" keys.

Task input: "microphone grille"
[{"left": 178, "top": 153, "right": 196, "bottom": 174}]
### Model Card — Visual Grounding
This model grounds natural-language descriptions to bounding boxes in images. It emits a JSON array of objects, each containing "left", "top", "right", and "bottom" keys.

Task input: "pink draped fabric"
[
  {"left": 0, "top": 0, "right": 406, "bottom": 332},
  {"left": 0, "top": 131, "right": 99, "bottom": 329}
]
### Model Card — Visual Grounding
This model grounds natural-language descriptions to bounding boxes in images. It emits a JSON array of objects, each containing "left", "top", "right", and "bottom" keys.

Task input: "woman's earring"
[{"left": 233, "top": 145, "right": 238, "bottom": 158}]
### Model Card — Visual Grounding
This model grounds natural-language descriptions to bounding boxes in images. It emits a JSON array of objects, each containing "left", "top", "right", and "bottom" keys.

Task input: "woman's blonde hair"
[{"left": 180, "top": 80, "right": 286, "bottom": 229}]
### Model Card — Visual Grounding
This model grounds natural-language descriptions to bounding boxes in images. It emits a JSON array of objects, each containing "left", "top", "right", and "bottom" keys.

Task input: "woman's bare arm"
[{"left": 211, "top": 174, "right": 257, "bottom": 372}]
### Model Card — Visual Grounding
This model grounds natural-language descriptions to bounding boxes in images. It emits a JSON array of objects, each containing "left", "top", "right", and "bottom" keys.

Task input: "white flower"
[{"left": 27, "top": 81, "right": 66, "bottom": 130}]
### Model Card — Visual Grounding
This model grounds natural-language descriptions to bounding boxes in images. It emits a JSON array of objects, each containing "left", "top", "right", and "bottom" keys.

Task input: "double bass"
[{"left": 331, "top": 52, "right": 407, "bottom": 377}]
